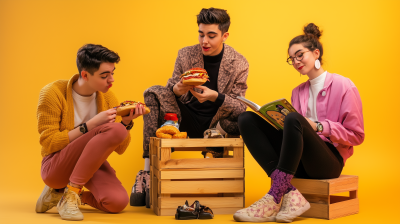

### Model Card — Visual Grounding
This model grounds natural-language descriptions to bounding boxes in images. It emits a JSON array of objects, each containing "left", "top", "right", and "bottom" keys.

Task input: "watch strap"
[{"left": 121, "top": 121, "right": 134, "bottom": 130}]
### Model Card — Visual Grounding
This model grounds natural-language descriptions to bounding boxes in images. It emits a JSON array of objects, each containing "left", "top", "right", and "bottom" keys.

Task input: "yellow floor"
[{"left": 1, "top": 191, "right": 393, "bottom": 224}]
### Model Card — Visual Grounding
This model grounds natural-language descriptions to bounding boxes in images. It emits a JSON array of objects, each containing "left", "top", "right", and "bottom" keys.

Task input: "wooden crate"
[
  {"left": 149, "top": 137, "right": 245, "bottom": 216},
  {"left": 278, "top": 175, "right": 359, "bottom": 220}
]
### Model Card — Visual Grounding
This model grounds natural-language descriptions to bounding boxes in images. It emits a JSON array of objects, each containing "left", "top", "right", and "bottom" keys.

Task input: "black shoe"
[
  {"left": 175, "top": 200, "right": 214, "bottom": 220},
  {"left": 199, "top": 205, "right": 214, "bottom": 219},
  {"left": 175, "top": 200, "right": 199, "bottom": 220}
]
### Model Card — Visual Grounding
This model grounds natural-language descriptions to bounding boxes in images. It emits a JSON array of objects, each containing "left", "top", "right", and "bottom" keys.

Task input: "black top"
[{"left": 186, "top": 45, "right": 225, "bottom": 117}]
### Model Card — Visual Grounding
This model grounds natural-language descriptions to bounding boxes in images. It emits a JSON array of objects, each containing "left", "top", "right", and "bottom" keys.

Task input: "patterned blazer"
[{"left": 165, "top": 44, "right": 249, "bottom": 128}]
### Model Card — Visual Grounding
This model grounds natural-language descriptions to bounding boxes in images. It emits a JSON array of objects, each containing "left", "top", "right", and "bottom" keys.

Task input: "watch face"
[
  {"left": 80, "top": 125, "right": 85, "bottom": 133},
  {"left": 317, "top": 123, "right": 323, "bottom": 132},
  {"left": 126, "top": 124, "right": 133, "bottom": 130}
]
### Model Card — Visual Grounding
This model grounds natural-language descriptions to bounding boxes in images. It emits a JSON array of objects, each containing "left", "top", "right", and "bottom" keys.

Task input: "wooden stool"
[
  {"left": 289, "top": 175, "right": 359, "bottom": 219},
  {"left": 149, "top": 137, "right": 245, "bottom": 216}
]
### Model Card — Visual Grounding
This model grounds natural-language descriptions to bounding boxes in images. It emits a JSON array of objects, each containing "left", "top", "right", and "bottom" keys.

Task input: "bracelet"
[{"left": 121, "top": 120, "right": 134, "bottom": 130}]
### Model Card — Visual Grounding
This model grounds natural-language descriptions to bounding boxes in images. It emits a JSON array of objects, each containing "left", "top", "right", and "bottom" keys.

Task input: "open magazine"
[{"left": 237, "top": 96, "right": 297, "bottom": 130}]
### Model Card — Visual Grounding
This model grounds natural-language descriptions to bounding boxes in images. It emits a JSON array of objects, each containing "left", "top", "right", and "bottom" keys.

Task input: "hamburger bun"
[
  {"left": 180, "top": 67, "right": 209, "bottom": 86},
  {"left": 115, "top": 101, "right": 151, "bottom": 116},
  {"left": 182, "top": 78, "right": 207, "bottom": 86}
]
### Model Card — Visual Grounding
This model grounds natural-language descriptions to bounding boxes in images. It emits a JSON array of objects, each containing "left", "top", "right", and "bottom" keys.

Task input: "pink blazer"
[{"left": 291, "top": 72, "right": 365, "bottom": 165}]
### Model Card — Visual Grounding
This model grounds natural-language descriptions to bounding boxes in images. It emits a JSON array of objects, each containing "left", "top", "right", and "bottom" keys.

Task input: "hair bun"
[{"left": 303, "top": 23, "right": 322, "bottom": 39}]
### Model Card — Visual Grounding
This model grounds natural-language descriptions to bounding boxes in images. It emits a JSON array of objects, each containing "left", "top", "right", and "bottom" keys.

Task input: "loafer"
[
  {"left": 175, "top": 200, "right": 199, "bottom": 220},
  {"left": 175, "top": 200, "right": 214, "bottom": 220},
  {"left": 199, "top": 205, "right": 214, "bottom": 219}
]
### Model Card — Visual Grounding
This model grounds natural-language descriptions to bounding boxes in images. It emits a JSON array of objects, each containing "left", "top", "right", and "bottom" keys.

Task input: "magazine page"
[
  {"left": 236, "top": 96, "right": 261, "bottom": 111},
  {"left": 259, "top": 99, "right": 297, "bottom": 130}
]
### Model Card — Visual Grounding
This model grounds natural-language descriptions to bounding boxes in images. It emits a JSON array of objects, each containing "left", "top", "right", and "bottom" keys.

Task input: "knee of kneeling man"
[
  {"left": 105, "top": 194, "right": 129, "bottom": 213},
  {"left": 108, "top": 123, "right": 128, "bottom": 142}
]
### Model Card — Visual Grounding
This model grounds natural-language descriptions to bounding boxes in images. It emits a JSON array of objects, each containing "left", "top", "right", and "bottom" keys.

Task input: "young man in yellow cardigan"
[{"left": 35, "top": 44, "right": 146, "bottom": 221}]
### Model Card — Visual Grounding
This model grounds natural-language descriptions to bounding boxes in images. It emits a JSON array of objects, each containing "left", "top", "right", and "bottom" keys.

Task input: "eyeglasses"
[{"left": 287, "top": 51, "right": 310, "bottom": 65}]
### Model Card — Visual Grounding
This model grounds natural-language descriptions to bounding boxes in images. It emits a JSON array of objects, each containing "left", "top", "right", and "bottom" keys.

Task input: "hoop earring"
[{"left": 315, "top": 59, "right": 321, "bottom": 69}]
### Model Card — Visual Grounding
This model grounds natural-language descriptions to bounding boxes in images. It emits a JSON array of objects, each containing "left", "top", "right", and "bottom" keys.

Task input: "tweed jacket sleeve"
[{"left": 215, "top": 59, "right": 249, "bottom": 122}]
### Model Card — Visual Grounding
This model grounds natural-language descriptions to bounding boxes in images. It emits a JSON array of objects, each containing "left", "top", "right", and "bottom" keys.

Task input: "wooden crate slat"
[
  {"left": 328, "top": 175, "right": 358, "bottom": 194},
  {"left": 159, "top": 197, "right": 244, "bottom": 208},
  {"left": 161, "top": 158, "right": 243, "bottom": 169},
  {"left": 290, "top": 179, "right": 329, "bottom": 195},
  {"left": 302, "top": 193, "right": 329, "bottom": 204},
  {"left": 160, "top": 147, "right": 171, "bottom": 161},
  {"left": 301, "top": 203, "right": 329, "bottom": 219},
  {"left": 152, "top": 174, "right": 159, "bottom": 215},
  {"left": 160, "top": 138, "right": 243, "bottom": 147},
  {"left": 161, "top": 180, "right": 244, "bottom": 194},
  {"left": 160, "top": 169, "right": 244, "bottom": 179},
  {"left": 233, "top": 146, "right": 244, "bottom": 159},
  {"left": 151, "top": 155, "right": 159, "bottom": 170},
  {"left": 329, "top": 198, "right": 359, "bottom": 219}
]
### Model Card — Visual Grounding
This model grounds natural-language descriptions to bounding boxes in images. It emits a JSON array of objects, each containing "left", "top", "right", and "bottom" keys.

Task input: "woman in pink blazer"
[{"left": 233, "top": 23, "right": 364, "bottom": 222}]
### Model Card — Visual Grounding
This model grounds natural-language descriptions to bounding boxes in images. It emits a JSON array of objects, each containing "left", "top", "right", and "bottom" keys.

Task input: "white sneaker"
[
  {"left": 57, "top": 187, "right": 84, "bottom": 221},
  {"left": 233, "top": 194, "right": 280, "bottom": 222},
  {"left": 276, "top": 189, "right": 310, "bottom": 223},
  {"left": 35, "top": 185, "right": 63, "bottom": 213}
]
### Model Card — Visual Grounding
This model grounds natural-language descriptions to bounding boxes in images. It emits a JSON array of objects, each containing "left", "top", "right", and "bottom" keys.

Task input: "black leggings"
[{"left": 238, "top": 112, "right": 343, "bottom": 179}]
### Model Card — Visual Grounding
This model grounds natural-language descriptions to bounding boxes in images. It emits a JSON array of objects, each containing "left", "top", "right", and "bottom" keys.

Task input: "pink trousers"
[{"left": 41, "top": 123, "right": 129, "bottom": 213}]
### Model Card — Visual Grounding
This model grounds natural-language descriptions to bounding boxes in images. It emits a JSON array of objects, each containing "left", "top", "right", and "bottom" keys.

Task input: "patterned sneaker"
[
  {"left": 143, "top": 171, "right": 150, "bottom": 208},
  {"left": 35, "top": 185, "right": 63, "bottom": 213},
  {"left": 233, "top": 194, "right": 280, "bottom": 222},
  {"left": 276, "top": 189, "right": 310, "bottom": 223},
  {"left": 57, "top": 187, "right": 84, "bottom": 221},
  {"left": 130, "top": 170, "right": 146, "bottom": 206}
]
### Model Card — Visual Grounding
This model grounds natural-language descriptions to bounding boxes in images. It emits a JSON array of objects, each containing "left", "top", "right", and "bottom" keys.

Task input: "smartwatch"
[
  {"left": 315, "top": 121, "right": 323, "bottom": 133},
  {"left": 79, "top": 123, "right": 88, "bottom": 134},
  {"left": 121, "top": 121, "right": 134, "bottom": 130}
]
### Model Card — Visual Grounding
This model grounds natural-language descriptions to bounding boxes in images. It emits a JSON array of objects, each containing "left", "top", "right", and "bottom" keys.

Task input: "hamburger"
[
  {"left": 114, "top": 100, "right": 150, "bottom": 117},
  {"left": 180, "top": 67, "right": 210, "bottom": 86}
]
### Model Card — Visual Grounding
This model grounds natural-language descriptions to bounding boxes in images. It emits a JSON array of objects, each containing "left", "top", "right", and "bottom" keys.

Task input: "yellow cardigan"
[{"left": 37, "top": 74, "right": 131, "bottom": 157}]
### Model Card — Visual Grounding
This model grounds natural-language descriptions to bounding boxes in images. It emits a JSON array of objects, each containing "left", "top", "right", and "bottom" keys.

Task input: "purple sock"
[{"left": 267, "top": 169, "right": 296, "bottom": 204}]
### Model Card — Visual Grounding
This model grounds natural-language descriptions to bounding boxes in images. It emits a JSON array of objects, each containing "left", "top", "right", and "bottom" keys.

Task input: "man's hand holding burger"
[
  {"left": 173, "top": 68, "right": 210, "bottom": 97},
  {"left": 121, "top": 104, "right": 146, "bottom": 126},
  {"left": 173, "top": 78, "right": 194, "bottom": 97},
  {"left": 189, "top": 85, "right": 218, "bottom": 103}
]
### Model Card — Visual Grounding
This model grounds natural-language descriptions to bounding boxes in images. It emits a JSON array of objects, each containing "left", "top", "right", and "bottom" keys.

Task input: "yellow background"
[{"left": 1, "top": 0, "right": 399, "bottom": 223}]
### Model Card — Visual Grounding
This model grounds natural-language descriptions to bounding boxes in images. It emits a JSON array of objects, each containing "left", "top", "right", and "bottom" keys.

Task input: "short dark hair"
[
  {"left": 76, "top": 44, "right": 120, "bottom": 76},
  {"left": 197, "top": 8, "right": 230, "bottom": 34},
  {"left": 288, "top": 23, "right": 324, "bottom": 65}
]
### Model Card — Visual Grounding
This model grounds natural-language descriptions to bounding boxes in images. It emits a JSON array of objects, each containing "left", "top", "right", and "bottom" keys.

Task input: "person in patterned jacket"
[{"left": 130, "top": 7, "right": 250, "bottom": 208}]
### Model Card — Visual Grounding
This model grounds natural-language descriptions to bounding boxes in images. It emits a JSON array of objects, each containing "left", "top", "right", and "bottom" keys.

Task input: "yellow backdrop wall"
[{"left": 0, "top": 0, "right": 399, "bottom": 221}]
